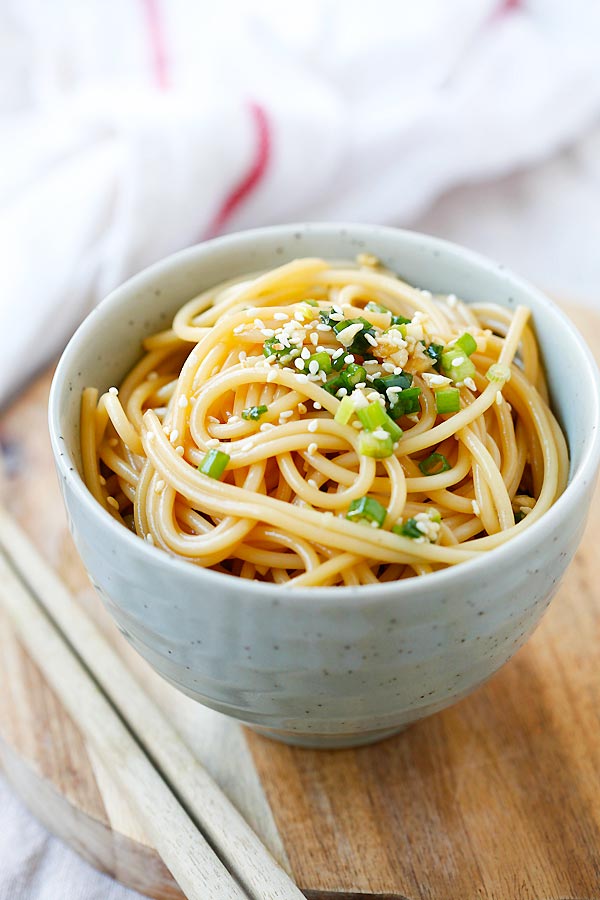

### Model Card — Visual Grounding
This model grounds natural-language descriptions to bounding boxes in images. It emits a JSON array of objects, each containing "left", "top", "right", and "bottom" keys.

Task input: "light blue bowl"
[{"left": 49, "top": 225, "right": 600, "bottom": 748}]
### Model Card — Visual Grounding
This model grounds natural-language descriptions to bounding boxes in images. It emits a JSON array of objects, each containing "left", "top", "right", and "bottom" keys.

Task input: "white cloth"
[
  {"left": 2, "top": 0, "right": 600, "bottom": 405},
  {"left": 0, "top": 774, "right": 143, "bottom": 900}
]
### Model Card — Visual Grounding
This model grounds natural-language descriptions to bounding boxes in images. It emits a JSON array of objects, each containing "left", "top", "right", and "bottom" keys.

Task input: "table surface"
[{"left": 0, "top": 303, "right": 599, "bottom": 900}]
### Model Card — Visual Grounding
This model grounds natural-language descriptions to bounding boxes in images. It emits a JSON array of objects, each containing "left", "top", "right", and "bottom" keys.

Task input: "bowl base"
[{"left": 246, "top": 722, "right": 409, "bottom": 749}]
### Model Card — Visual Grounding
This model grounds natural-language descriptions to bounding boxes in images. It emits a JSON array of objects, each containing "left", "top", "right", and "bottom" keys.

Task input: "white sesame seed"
[
  {"left": 274, "top": 312, "right": 288, "bottom": 320},
  {"left": 316, "top": 323, "right": 332, "bottom": 332},
  {"left": 261, "top": 328, "right": 275, "bottom": 338},
  {"left": 169, "top": 429, "right": 179, "bottom": 443},
  {"left": 308, "top": 360, "right": 319, "bottom": 375},
  {"left": 155, "top": 479, "right": 165, "bottom": 493},
  {"left": 280, "top": 409, "right": 293, "bottom": 419},
  {"left": 496, "top": 391, "right": 503, "bottom": 405},
  {"left": 106, "top": 496, "right": 119, "bottom": 509},
  {"left": 365, "top": 333, "right": 378, "bottom": 347},
  {"left": 295, "top": 358, "right": 306, "bottom": 371},
  {"left": 307, "top": 478, "right": 318, "bottom": 488},
  {"left": 175, "top": 445, "right": 184, "bottom": 456},
  {"left": 264, "top": 354, "right": 276, "bottom": 364},
  {"left": 336, "top": 387, "right": 348, "bottom": 398},
  {"left": 393, "top": 367, "right": 403, "bottom": 375},
  {"left": 298, "top": 402, "right": 307, "bottom": 414},
  {"left": 372, "top": 428, "right": 389, "bottom": 441},
  {"left": 108, "top": 386, "right": 118, "bottom": 396},
  {"left": 253, "top": 318, "right": 265, "bottom": 329},
  {"left": 178, "top": 395, "right": 189, "bottom": 408},
  {"left": 233, "top": 324, "right": 245, "bottom": 334},
  {"left": 295, "top": 373, "right": 309, "bottom": 383},
  {"left": 310, "top": 332, "right": 319, "bottom": 346},
  {"left": 337, "top": 323, "right": 364, "bottom": 346},
  {"left": 344, "top": 354, "right": 355, "bottom": 364},
  {"left": 313, "top": 401, "right": 322, "bottom": 410},
  {"left": 260, "top": 422, "right": 276, "bottom": 432},
  {"left": 381, "top": 362, "right": 395, "bottom": 373},
  {"left": 206, "top": 438, "right": 220, "bottom": 449},
  {"left": 464, "top": 377, "right": 477, "bottom": 392},
  {"left": 301, "top": 346, "right": 311, "bottom": 360},
  {"left": 163, "top": 425, "right": 171, "bottom": 435},
  {"left": 352, "top": 421, "right": 363, "bottom": 429},
  {"left": 307, "top": 420, "right": 318, "bottom": 433},
  {"left": 294, "top": 311, "right": 306, "bottom": 322},
  {"left": 307, "top": 442, "right": 318, "bottom": 455},
  {"left": 451, "top": 356, "right": 465, "bottom": 368},
  {"left": 332, "top": 347, "right": 345, "bottom": 359}
]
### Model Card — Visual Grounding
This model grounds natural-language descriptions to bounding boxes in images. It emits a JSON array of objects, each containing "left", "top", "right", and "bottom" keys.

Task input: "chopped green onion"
[
  {"left": 341, "top": 363, "right": 367, "bottom": 390},
  {"left": 358, "top": 431, "right": 394, "bottom": 459},
  {"left": 322, "top": 373, "right": 346, "bottom": 395},
  {"left": 331, "top": 353, "right": 346, "bottom": 371},
  {"left": 241, "top": 405, "right": 268, "bottom": 421},
  {"left": 386, "top": 322, "right": 407, "bottom": 337},
  {"left": 486, "top": 363, "right": 511, "bottom": 384},
  {"left": 308, "top": 351, "right": 332, "bottom": 374},
  {"left": 392, "top": 519, "right": 422, "bottom": 539},
  {"left": 440, "top": 347, "right": 476, "bottom": 383},
  {"left": 455, "top": 332, "right": 477, "bottom": 356},
  {"left": 365, "top": 301, "right": 390, "bottom": 314},
  {"left": 319, "top": 309, "right": 336, "bottom": 327},
  {"left": 372, "top": 371, "right": 413, "bottom": 394},
  {"left": 198, "top": 449, "right": 230, "bottom": 480},
  {"left": 303, "top": 298, "right": 318, "bottom": 307},
  {"left": 389, "top": 386, "right": 422, "bottom": 418},
  {"left": 333, "top": 317, "right": 377, "bottom": 355},
  {"left": 425, "top": 342, "right": 444, "bottom": 369},
  {"left": 346, "top": 496, "right": 387, "bottom": 528},
  {"left": 356, "top": 400, "right": 403, "bottom": 442},
  {"left": 334, "top": 395, "right": 355, "bottom": 425},
  {"left": 263, "top": 335, "right": 296, "bottom": 362},
  {"left": 418, "top": 452, "right": 451, "bottom": 475},
  {"left": 435, "top": 387, "right": 461, "bottom": 414},
  {"left": 391, "top": 314, "right": 411, "bottom": 326}
]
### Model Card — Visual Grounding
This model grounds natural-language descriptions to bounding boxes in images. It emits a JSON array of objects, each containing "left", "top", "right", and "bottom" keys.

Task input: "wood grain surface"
[{"left": 0, "top": 304, "right": 599, "bottom": 900}]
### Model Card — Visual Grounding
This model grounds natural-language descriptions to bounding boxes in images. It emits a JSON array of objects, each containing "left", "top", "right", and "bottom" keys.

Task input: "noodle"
[{"left": 80, "top": 257, "right": 568, "bottom": 587}]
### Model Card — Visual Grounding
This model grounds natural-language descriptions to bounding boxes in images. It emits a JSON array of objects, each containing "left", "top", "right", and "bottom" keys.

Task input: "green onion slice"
[
  {"left": 241, "top": 405, "right": 268, "bottom": 421},
  {"left": 418, "top": 452, "right": 451, "bottom": 475},
  {"left": 440, "top": 347, "right": 476, "bottom": 383},
  {"left": 356, "top": 400, "right": 402, "bottom": 442},
  {"left": 334, "top": 395, "right": 355, "bottom": 425},
  {"left": 198, "top": 448, "right": 230, "bottom": 480},
  {"left": 435, "top": 387, "right": 461, "bottom": 414},
  {"left": 455, "top": 332, "right": 477, "bottom": 356},
  {"left": 358, "top": 431, "right": 394, "bottom": 459},
  {"left": 346, "top": 496, "right": 387, "bottom": 528},
  {"left": 308, "top": 351, "right": 332, "bottom": 374}
]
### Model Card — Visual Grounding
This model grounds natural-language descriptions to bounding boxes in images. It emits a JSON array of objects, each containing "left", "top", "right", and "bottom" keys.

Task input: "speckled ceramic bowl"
[{"left": 49, "top": 225, "right": 600, "bottom": 748}]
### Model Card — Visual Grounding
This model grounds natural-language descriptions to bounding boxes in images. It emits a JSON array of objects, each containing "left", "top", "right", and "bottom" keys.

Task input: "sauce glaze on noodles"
[{"left": 80, "top": 257, "right": 568, "bottom": 587}]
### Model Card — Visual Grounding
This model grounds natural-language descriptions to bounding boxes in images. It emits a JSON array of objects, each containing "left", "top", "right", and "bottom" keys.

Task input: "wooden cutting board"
[{"left": 1, "top": 304, "right": 600, "bottom": 900}]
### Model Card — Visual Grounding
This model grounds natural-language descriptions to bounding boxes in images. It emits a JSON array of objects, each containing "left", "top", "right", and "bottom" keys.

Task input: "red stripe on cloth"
[
  {"left": 495, "top": 0, "right": 522, "bottom": 14},
  {"left": 203, "top": 102, "right": 271, "bottom": 239},
  {"left": 141, "top": 0, "right": 169, "bottom": 90}
]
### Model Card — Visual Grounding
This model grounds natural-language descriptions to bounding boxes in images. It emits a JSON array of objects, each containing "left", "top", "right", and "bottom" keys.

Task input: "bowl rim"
[{"left": 48, "top": 223, "right": 600, "bottom": 604}]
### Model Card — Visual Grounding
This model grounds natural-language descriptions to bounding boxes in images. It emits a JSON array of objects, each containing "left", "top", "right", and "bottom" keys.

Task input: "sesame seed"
[
  {"left": 178, "top": 395, "right": 189, "bottom": 408},
  {"left": 308, "top": 360, "right": 319, "bottom": 375},
  {"left": 316, "top": 323, "right": 332, "bottom": 332},
  {"left": 175, "top": 445, "right": 185, "bottom": 456},
  {"left": 496, "top": 391, "right": 503, "bottom": 405},
  {"left": 381, "top": 362, "right": 395, "bottom": 372},
  {"left": 274, "top": 312, "right": 288, "bottom": 320},
  {"left": 332, "top": 347, "right": 345, "bottom": 359},
  {"left": 393, "top": 367, "right": 403, "bottom": 375},
  {"left": 344, "top": 354, "right": 355, "bottom": 364},
  {"left": 108, "top": 386, "right": 118, "bottom": 396},
  {"left": 295, "top": 373, "right": 309, "bottom": 383},
  {"left": 301, "top": 347, "right": 311, "bottom": 360},
  {"left": 307, "top": 478, "right": 318, "bottom": 488},
  {"left": 307, "top": 442, "right": 318, "bottom": 455},
  {"left": 298, "top": 403, "right": 307, "bottom": 414},
  {"left": 310, "top": 332, "right": 319, "bottom": 346},
  {"left": 280, "top": 409, "right": 293, "bottom": 419},
  {"left": 451, "top": 356, "right": 465, "bottom": 367},
  {"left": 313, "top": 401, "right": 322, "bottom": 410},
  {"left": 352, "top": 421, "right": 363, "bottom": 430},
  {"left": 364, "top": 333, "right": 378, "bottom": 347},
  {"left": 169, "top": 429, "right": 179, "bottom": 443},
  {"left": 307, "top": 420, "right": 318, "bottom": 433},
  {"left": 233, "top": 324, "right": 245, "bottom": 334},
  {"left": 421, "top": 289, "right": 432, "bottom": 299},
  {"left": 264, "top": 354, "right": 276, "bottom": 364},
  {"left": 253, "top": 318, "right": 266, "bottom": 329},
  {"left": 329, "top": 312, "right": 344, "bottom": 322},
  {"left": 155, "top": 479, "right": 165, "bottom": 493},
  {"left": 261, "top": 328, "right": 275, "bottom": 338},
  {"left": 163, "top": 425, "right": 171, "bottom": 435},
  {"left": 295, "top": 358, "right": 306, "bottom": 371},
  {"left": 260, "top": 422, "right": 276, "bottom": 432},
  {"left": 464, "top": 377, "right": 477, "bottom": 392},
  {"left": 294, "top": 311, "right": 305, "bottom": 322},
  {"left": 106, "top": 496, "right": 119, "bottom": 509},
  {"left": 336, "top": 387, "right": 348, "bottom": 398}
]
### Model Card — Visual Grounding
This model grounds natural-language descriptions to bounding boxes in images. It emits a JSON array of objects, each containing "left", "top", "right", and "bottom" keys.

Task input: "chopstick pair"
[{"left": 0, "top": 506, "right": 304, "bottom": 900}]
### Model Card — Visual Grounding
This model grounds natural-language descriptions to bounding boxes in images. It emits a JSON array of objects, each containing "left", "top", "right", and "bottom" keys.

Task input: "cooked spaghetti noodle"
[{"left": 80, "top": 256, "right": 568, "bottom": 587}]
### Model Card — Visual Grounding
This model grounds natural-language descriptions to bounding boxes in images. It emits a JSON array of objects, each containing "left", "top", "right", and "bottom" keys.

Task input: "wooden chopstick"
[
  {"left": 0, "top": 506, "right": 304, "bottom": 900},
  {"left": 0, "top": 551, "right": 246, "bottom": 900}
]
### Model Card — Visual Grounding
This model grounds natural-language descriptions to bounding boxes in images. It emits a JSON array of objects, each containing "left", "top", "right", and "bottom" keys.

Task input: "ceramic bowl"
[{"left": 49, "top": 224, "right": 600, "bottom": 748}]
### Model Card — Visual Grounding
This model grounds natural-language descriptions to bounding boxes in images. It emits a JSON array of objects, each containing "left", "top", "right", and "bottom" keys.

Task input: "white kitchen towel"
[{"left": 1, "top": 0, "right": 600, "bottom": 402}]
